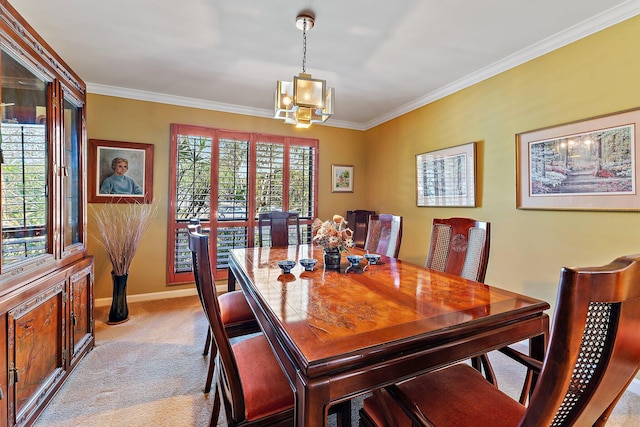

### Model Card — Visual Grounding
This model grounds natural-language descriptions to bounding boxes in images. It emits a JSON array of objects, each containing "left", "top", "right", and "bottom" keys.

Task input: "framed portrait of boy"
[{"left": 88, "top": 139, "right": 154, "bottom": 203}]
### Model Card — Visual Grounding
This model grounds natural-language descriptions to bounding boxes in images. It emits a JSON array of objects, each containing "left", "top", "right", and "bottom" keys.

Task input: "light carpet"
[{"left": 34, "top": 295, "right": 640, "bottom": 426}]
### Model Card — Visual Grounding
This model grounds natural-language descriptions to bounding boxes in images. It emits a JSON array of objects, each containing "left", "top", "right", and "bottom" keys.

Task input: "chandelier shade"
[{"left": 274, "top": 11, "right": 334, "bottom": 128}]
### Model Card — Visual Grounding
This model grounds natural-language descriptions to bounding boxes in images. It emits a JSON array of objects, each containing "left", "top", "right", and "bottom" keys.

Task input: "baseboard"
[{"left": 94, "top": 286, "right": 226, "bottom": 307}]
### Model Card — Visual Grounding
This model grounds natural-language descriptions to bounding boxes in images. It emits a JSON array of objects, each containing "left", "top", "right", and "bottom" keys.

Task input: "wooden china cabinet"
[{"left": 0, "top": 1, "right": 94, "bottom": 426}]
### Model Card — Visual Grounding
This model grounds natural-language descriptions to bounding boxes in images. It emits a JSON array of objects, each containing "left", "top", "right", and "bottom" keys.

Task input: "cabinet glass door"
[
  {"left": 0, "top": 49, "right": 50, "bottom": 269},
  {"left": 63, "top": 96, "right": 81, "bottom": 249}
]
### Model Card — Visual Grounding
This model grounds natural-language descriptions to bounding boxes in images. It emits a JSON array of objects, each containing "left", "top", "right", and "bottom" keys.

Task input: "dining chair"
[
  {"left": 360, "top": 253, "right": 640, "bottom": 427},
  {"left": 346, "top": 209, "right": 375, "bottom": 248},
  {"left": 257, "top": 211, "right": 301, "bottom": 247},
  {"left": 188, "top": 229, "right": 352, "bottom": 426},
  {"left": 424, "top": 217, "right": 493, "bottom": 380},
  {"left": 364, "top": 214, "right": 403, "bottom": 258},
  {"left": 425, "top": 217, "right": 490, "bottom": 282},
  {"left": 187, "top": 222, "right": 260, "bottom": 394}
]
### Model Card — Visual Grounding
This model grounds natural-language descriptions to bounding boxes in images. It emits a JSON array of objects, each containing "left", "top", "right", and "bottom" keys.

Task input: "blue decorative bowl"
[
  {"left": 299, "top": 258, "right": 318, "bottom": 271},
  {"left": 277, "top": 260, "right": 296, "bottom": 274},
  {"left": 346, "top": 255, "right": 363, "bottom": 267},
  {"left": 364, "top": 253, "right": 381, "bottom": 265}
]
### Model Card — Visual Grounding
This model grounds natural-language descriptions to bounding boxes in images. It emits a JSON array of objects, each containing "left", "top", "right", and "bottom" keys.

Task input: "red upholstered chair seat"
[
  {"left": 363, "top": 364, "right": 525, "bottom": 427},
  {"left": 219, "top": 290, "right": 255, "bottom": 326},
  {"left": 233, "top": 335, "right": 294, "bottom": 420}
]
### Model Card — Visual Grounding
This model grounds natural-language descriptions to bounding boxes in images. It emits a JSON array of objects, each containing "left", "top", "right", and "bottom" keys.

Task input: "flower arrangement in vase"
[{"left": 312, "top": 215, "right": 355, "bottom": 269}]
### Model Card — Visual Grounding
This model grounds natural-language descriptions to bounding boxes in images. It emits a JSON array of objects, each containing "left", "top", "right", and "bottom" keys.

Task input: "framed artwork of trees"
[
  {"left": 516, "top": 108, "right": 640, "bottom": 210},
  {"left": 416, "top": 142, "right": 476, "bottom": 207}
]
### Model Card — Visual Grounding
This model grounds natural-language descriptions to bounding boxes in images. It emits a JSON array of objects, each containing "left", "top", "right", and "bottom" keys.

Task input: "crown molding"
[
  {"left": 365, "top": 0, "right": 640, "bottom": 129},
  {"left": 86, "top": 83, "right": 365, "bottom": 131}
]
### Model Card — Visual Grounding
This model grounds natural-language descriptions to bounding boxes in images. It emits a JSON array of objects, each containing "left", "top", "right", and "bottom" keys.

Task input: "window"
[
  {"left": 1, "top": 49, "right": 50, "bottom": 268},
  {"left": 168, "top": 124, "right": 318, "bottom": 283}
]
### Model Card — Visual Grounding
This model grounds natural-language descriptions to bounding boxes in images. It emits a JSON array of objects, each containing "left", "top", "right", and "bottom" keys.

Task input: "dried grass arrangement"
[{"left": 91, "top": 201, "right": 157, "bottom": 276}]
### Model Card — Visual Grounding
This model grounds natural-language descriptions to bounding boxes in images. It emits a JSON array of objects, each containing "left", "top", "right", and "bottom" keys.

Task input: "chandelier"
[{"left": 274, "top": 11, "right": 334, "bottom": 128}]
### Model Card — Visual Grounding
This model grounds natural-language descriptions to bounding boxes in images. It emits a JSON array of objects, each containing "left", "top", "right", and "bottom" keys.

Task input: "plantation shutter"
[{"left": 168, "top": 124, "right": 318, "bottom": 283}]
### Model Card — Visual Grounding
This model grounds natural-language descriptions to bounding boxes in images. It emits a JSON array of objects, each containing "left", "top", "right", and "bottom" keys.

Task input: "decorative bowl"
[
  {"left": 346, "top": 255, "right": 363, "bottom": 267},
  {"left": 277, "top": 260, "right": 296, "bottom": 274},
  {"left": 364, "top": 253, "right": 381, "bottom": 265},
  {"left": 299, "top": 258, "right": 318, "bottom": 272}
]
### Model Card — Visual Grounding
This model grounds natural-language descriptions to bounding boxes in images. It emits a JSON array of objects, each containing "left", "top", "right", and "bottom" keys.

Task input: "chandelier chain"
[{"left": 302, "top": 18, "right": 307, "bottom": 73}]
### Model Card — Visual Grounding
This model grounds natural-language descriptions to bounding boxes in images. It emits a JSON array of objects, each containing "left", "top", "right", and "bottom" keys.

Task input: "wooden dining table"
[{"left": 228, "top": 245, "right": 550, "bottom": 427}]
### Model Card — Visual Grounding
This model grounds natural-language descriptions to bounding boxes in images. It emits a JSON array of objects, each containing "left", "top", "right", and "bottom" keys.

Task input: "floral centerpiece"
[{"left": 312, "top": 215, "right": 355, "bottom": 269}]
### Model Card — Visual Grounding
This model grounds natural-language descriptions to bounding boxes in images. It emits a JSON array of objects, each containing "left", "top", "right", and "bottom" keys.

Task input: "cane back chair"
[
  {"left": 424, "top": 217, "right": 493, "bottom": 380},
  {"left": 361, "top": 253, "right": 640, "bottom": 427},
  {"left": 425, "top": 217, "right": 490, "bottom": 283}
]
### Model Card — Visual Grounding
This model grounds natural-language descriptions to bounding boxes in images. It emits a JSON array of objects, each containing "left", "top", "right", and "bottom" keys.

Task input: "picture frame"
[
  {"left": 516, "top": 108, "right": 640, "bottom": 211},
  {"left": 88, "top": 139, "right": 154, "bottom": 203},
  {"left": 416, "top": 142, "right": 477, "bottom": 207},
  {"left": 332, "top": 164, "right": 354, "bottom": 193}
]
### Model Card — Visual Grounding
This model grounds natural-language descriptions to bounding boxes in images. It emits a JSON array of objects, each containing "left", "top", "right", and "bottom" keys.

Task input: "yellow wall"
[
  {"left": 89, "top": 15, "right": 640, "bottom": 316},
  {"left": 364, "top": 15, "right": 640, "bottom": 309},
  {"left": 87, "top": 97, "right": 367, "bottom": 299}
]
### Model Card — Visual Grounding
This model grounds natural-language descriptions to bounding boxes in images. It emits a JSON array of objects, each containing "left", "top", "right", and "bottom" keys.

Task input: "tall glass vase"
[
  {"left": 323, "top": 248, "right": 342, "bottom": 270},
  {"left": 108, "top": 272, "right": 129, "bottom": 324}
]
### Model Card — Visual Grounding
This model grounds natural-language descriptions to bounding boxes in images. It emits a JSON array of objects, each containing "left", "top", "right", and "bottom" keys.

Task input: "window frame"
[{"left": 168, "top": 124, "right": 319, "bottom": 284}]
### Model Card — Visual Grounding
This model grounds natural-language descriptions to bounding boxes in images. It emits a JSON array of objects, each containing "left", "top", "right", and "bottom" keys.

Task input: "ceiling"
[{"left": 9, "top": 0, "right": 640, "bottom": 130}]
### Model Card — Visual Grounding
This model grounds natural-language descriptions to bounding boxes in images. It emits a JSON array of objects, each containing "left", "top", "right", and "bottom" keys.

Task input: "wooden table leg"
[
  {"left": 297, "top": 377, "right": 331, "bottom": 427},
  {"left": 227, "top": 267, "right": 237, "bottom": 292}
]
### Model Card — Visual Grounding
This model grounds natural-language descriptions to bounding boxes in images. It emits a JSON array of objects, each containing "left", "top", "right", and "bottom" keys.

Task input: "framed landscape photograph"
[
  {"left": 416, "top": 142, "right": 477, "bottom": 207},
  {"left": 88, "top": 139, "right": 154, "bottom": 203},
  {"left": 332, "top": 164, "right": 354, "bottom": 193},
  {"left": 516, "top": 108, "right": 640, "bottom": 211}
]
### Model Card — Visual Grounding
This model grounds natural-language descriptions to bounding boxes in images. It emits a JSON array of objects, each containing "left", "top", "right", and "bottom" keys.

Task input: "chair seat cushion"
[
  {"left": 219, "top": 290, "right": 254, "bottom": 325},
  {"left": 233, "top": 334, "right": 294, "bottom": 421},
  {"left": 362, "top": 364, "right": 525, "bottom": 427}
]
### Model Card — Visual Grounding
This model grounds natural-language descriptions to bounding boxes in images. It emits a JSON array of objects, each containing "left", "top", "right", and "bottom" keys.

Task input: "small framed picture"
[
  {"left": 332, "top": 165, "right": 354, "bottom": 193},
  {"left": 88, "top": 139, "right": 154, "bottom": 203}
]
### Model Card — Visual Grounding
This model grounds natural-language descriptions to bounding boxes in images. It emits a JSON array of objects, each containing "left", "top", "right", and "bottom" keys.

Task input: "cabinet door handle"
[
  {"left": 9, "top": 367, "right": 19, "bottom": 385},
  {"left": 71, "top": 313, "right": 78, "bottom": 326}
]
